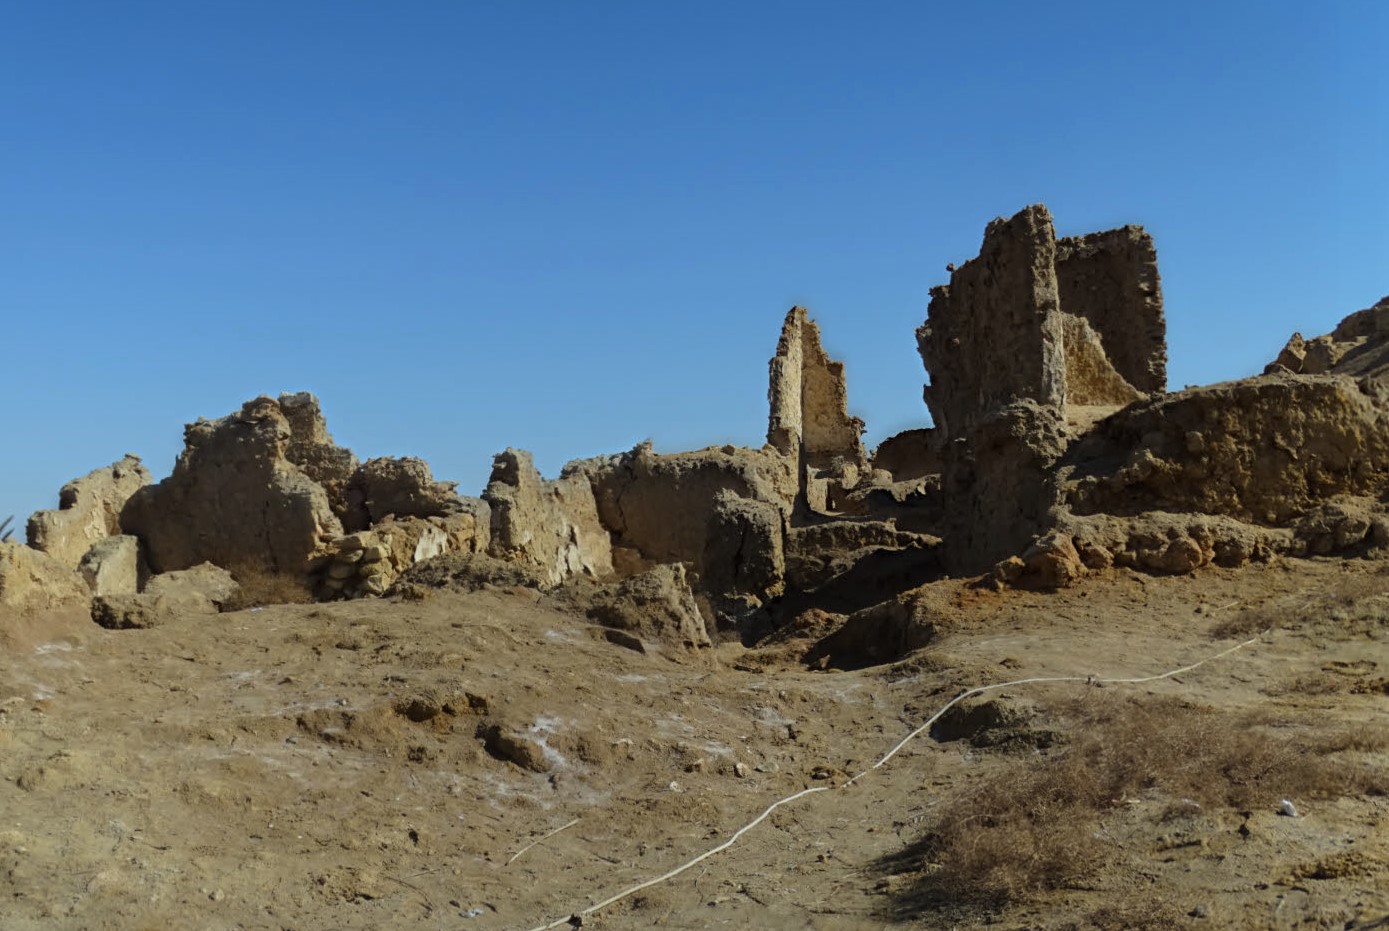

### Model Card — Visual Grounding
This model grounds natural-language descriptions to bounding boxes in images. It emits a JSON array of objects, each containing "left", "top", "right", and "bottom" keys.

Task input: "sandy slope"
[{"left": 1, "top": 556, "right": 1386, "bottom": 930}]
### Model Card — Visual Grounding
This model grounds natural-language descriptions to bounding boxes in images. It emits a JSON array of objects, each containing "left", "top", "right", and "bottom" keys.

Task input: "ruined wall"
[
  {"left": 349, "top": 456, "right": 465, "bottom": 527},
  {"left": 581, "top": 443, "right": 796, "bottom": 576},
  {"left": 1270, "top": 296, "right": 1389, "bottom": 380},
  {"left": 767, "top": 307, "right": 866, "bottom": 469},
  {"left": 121, "top": 397, "right": 342, "bottom": 575},
  {"left": 1055, "top": 226, "right": 1166, "bottom": 393},
  {"left": 870, "top": 429, "right": 941, "bottom": 482},
  {"left": 27, "top": 455, "right": 151, "bottom": 569},
  {"left": 1061, "top": 314, "right": 1144, "bottom": 408},
  {"left": 1065, "top": 373, "right": 1389, "bottom": 526},
  {"left": 278, "top": 392, "right": 360, "bottom": 518},
  {"left": 0, "top": 542, "right": 90, "bottom": 613},
  {"left": 917, "top": 204, "right": 1067, "bottom": 440},
  {"left": 484, "top": 449, "right": 612, "bottom": 588},
  {"left": 942, "top": 400, "right": 1070, "bottom": 572}
]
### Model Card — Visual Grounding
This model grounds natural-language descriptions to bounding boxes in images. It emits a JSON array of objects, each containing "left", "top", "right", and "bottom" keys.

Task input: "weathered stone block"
[{"left": 77, "top": 535, "right": 144, "bottom": 596}]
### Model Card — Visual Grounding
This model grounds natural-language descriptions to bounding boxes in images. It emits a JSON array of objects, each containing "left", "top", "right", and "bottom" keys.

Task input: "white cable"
[{"left": 523, "top": 631, "right": 1266, "bottom": 930}]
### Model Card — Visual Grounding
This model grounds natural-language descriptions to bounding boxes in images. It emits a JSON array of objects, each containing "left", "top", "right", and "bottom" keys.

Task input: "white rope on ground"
[
  {"left": 507, "top": 818, "right": 582, "bottom": 866},
  {"left": 522, "top": 630, "right": 1267, "bottom": 931}
]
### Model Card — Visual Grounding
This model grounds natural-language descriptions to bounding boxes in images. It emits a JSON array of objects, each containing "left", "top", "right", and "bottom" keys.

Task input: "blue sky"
[{"left": 3, "top": 1, "right": 1385, "bottom": 526}]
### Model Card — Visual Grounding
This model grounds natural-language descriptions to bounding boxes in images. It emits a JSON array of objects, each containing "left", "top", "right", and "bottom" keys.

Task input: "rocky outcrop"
[
  {"left": 484, "top": 449, "right": 613, "bottom": 588},
  {"left": 767, "top": 307, "right": 867, "bottom": 470},
  {"left": 0, "top": 542, "right": 90, "bottom": 613},
  {"left": 121, "top": 397, "right": 342, "bottom": 575},
  {"left": 26, "top": 455, "right": 151, "bottom": 570}
]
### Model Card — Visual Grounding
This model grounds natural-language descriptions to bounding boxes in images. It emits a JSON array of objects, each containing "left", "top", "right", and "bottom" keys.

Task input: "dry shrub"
[
  {"left": 1212, "top": 569, "right": 1389, "bottom": 640},
  {"left": 223, "top": 560, "right": 315, "bottom": 610},
  {"left": 1081, "top": 899, "right": 1194, "bottom": 931},
  {"left": 895, "top": 693, "right": 1386, "bottom": 907}
]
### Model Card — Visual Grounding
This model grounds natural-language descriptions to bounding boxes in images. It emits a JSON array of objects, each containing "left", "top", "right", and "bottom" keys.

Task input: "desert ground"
[{"left": 3, "top": 552, "right": 1385, "bottom": 931}]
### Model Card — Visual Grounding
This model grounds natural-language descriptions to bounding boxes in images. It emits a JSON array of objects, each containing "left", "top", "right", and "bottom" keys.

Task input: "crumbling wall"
[
  {"left": 1055, "top": 226, "right": 1166, "bottom": 393},
  {"left": 1065, "top": 373, "right": 1389, "bottom": 525},
  {"left": 484, "top": 449, "right": 613, "bottom": 588},
  {"left": 767, "top": 307, "right": 866, "bottom": 469},
  {"left": 348, "top": 456, "right": 467, "bottom": 528},
  {"left": 1270, "top": 296, "right": 1389, "bottom": 380},
  {"left": 943, "top": 400, "right": 1070, "bottom": 571},
  {"left": 1061, "top": 314, "right": 1144, "bottom": 408},
  {"left": 78, "top": 535, "right": 144, "bottom": 596},
  {"left": 26, "top": 455, "right": 151, "bottom": 569},
  {"left": 582, "top": 443, "right": 796, "bottom": 573},
  {"left": 315, "top": 511, "right": 485, "bottom": 598},
  {"left": 917, "top": 204, "right": 1067, "bottom": 440},
  {"left": 278, "top": 392, "right": 360, "bottom": 522},
  {"left": 914, "top": 204, "right": 1173, "bottom": 574},
  {"left": 0, "top": 542, "right": 90, "bottom": 613},
  {"left": 121, "top": 397, "right": 342, "bottom": 575},
  {"left": 870, "top": 429, "right": 941, "bottom": 483}
]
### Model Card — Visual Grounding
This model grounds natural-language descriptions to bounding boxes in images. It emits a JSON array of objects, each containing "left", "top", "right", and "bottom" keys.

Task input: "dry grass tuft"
[
  {"left": 223, "top": 560, "right": 315, "bottom": 610},
  {"left": 880, "top": 692, "right": 1386, "bottom": 913},
  {"left": 1212, "top": 569, "right": 1389, "bottom": 640}
]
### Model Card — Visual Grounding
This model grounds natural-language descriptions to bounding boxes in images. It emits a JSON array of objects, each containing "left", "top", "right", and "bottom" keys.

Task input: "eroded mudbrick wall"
[
  {"left": 1055, "top": 226, "right": 1166, "bottom": 393},
  {"left": 917, "top": 204, "right": 1067, "bottom": 440},
  {"left": 767, "top": 307, "right": 865, "bottom": 468}
]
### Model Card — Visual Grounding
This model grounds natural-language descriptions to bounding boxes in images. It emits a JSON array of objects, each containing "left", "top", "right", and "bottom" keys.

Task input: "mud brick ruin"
[{"left": 6, "top": 203, "right": 1388, "bottom": 657}]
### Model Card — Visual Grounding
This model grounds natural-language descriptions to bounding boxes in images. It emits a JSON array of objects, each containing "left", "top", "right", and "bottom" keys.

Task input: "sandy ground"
[{"left": 1, "top": 555, "right": 1386, "bottom": 930}]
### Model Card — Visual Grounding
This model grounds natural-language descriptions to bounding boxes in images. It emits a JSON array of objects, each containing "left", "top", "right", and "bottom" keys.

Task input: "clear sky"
[{"left": 4, "top": 1, "right": 1385, "bottom": 527}]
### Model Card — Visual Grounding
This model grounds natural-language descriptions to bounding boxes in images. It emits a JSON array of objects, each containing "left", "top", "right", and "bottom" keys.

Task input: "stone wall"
[
  {"left": 870, "top": 429, "right": 941, "bottom": 483},
  {"left": 1066, "top": 373, "right": 1389, "bottom": 525}
]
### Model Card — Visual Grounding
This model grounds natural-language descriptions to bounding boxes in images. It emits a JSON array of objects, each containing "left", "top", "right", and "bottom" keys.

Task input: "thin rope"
[{"left": 523, "top": 630, "right": 1267, "bottom": 930}]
